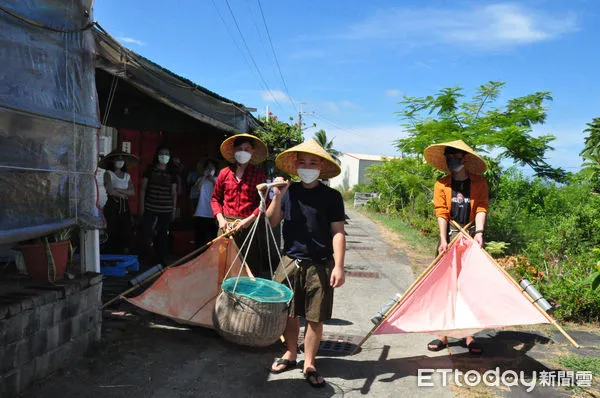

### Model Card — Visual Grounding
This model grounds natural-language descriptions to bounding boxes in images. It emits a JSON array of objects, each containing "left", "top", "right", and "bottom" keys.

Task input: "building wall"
[
  {"left": 329, "top": 155, "right": 360, "bottom": 190},
  {"left": 358, "top": 159, "right": 381, "bottom": 186},
  {"left": 0, "top": 274, "right": 102, "bottom": 397}
]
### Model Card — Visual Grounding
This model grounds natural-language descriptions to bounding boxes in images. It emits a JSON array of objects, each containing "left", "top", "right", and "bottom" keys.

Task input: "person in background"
[
  {"left": 138, "top": 147, "right": 177, "bottom": 266},
  {"left": 100, "top": 150, "right": 138, "bottom": 254},
  {"left": 424, "top": 139, "right": 489, "bottom": 355},
  {"left": 211, "top": 133, "right": 268, "bottom": 276},
  {"left": 193, "top": 159, "right": 219, "bottom": 248},
  {"left": 187, "top": 161, "right": 203, "bottom": 211}
]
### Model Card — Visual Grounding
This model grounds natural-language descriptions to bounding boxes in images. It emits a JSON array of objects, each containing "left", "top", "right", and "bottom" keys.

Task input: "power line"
[
  {"left": 223, "top": 0, "right": 285, "bottom": 113},
  {"left": 256, "top": 0, "right": 296, "bottom": 110}
]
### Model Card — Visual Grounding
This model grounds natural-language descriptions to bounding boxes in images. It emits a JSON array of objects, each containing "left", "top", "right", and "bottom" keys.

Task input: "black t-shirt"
[
  {"left": 450, "top": 178, "right": 471, "bottom": 225},
  {"left": 281, "top": 182, "right": 345, "bottom": 262}
]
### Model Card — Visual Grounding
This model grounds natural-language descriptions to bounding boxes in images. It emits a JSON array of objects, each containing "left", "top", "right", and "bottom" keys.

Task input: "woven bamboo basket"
[{"left": 213, "top": 289, "right": 289, "bottom": 347}]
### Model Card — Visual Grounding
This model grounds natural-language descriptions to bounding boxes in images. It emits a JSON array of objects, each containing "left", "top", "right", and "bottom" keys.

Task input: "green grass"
[{"left": 556, "top": 356, "right": 600, "bottom": 377}]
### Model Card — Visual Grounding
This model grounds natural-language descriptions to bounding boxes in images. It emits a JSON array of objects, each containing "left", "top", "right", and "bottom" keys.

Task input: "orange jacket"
[{"left": 433, "top": 174, "right": 489, "bottom": 222}]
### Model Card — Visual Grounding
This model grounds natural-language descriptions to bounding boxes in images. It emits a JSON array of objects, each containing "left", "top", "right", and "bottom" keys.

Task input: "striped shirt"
[{"left": 143, "top": 166, "right": 176, "bottom": 213}]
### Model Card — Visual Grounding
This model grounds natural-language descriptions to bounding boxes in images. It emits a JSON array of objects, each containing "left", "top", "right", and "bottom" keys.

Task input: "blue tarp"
[{"left": 0, "top": 0, "right": 102, "bottom": 243}]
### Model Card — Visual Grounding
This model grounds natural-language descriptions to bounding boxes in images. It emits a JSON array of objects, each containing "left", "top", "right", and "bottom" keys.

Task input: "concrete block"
[
  {"left": 0, "top": 313, "right": 24, "bottom": 346},
  {"left": 92, "top": 324, "right": 102, "bottom": 342},
  {"left": 7, "top": 300, "right": 21, "bottom": 317},
  {"left": 0, "top": 341, "right": 17, "bottom": 374},
  {"left": 46, "top": 324, "right": 60, "bottom": 352},
  {"left": 0, "top": 302, "right": 8, "bottom": 320},
  {"left": 52, "top": 301, "right": 69, "bottom": 324},
  {"left": 21, "top": 309, "right": 41, "bottom": 337},
  {"left": 66, "top": 292, "right": 84, "bottom": 317},
  {"left": 86, "top": 285, "right": 102, "bottom": 310},
  {"left": 19, "top": 359, "right": 36, "bottom": 392},
  {"left": 34, "top": 352, "right": 50, "bottom": 381},
  {"left": 38, "top": 303, "right": 54, "bottom": 329},
  {"left": 14, "top": 340, "right": 31, "bottom": 368},
  {"left": 47, "top": 342, "right": 73, "bottom": 374},
  {"left": 30, "top": 328, "right": 49, "bottom": 359},
  {"left": 57, "top": 319, "right": 73, "bottom": 346},
  {"left": 1, "top": 369, "right": 19, "bottom": 398}
]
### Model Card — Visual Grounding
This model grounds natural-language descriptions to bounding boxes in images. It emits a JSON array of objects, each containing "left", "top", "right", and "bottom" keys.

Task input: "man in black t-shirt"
[{"left": 267, "top": 139, "right": 345, "bottom": 388}]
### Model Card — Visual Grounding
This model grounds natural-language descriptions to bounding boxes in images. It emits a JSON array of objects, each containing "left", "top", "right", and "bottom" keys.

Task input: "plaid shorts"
[{"left": 273, "top": 256, "right": 335, "bottom": 323}]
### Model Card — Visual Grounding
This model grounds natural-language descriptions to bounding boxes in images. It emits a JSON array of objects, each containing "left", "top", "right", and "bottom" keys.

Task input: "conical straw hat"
[
  {"left": 424, "top": 139, "right": 487, "bottom": 175},
  {"left": 275, "top": 138, "right": 341, "bottom": 179},
  {"left": 220, "top": 133, "right": 268, "bottom": 164},
  {"left": 98, "top": 149, "right": 139, "bottom": 170}
]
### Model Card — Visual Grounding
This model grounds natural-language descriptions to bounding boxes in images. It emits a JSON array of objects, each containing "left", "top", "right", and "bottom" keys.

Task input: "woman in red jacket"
[{"left": 424, "top": 140, "right": 489, "bottom": 355}]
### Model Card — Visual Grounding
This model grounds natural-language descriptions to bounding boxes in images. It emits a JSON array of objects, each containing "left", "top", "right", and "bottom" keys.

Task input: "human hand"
[
  {"left": 474, "top": 233, "right": 484, "bottom": 247},
  {"left": 330, "top": 266, "right": 345, "bottom": 288},
  {"left": 272, "top": 177, "right": 290, "bottom": 197},
  {"left": 438, "top": 241, "right": 448, "bottom": 255},
  {"left": 238, "top": 215, "right": 255, "bottom": 230},
  {"left": 217, "top": 216, "right": 228, "bottom": 231}
]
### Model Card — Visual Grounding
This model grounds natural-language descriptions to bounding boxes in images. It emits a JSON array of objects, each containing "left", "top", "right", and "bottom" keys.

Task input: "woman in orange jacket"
[{"left": 424, "top": 140, "right": 489, "bottom": 354}]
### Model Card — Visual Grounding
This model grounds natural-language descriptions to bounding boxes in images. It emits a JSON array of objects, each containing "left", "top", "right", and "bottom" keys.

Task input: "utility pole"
[
  {"left": 266, "top": 105, "right": 270, "bottom": 121},
  {"left": 298, "top": 103, "right": 303, "bottom": 133}
]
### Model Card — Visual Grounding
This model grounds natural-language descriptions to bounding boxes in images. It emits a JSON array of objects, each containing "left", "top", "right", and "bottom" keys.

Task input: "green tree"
[
  {"left": 313, "top": 129, "right": 340, "bottom": 158},
  {"left": 395, "top": 81, "right": 566, "bottom": 182},
  {"left": 254, "top": 116, "right": 303, "bottom": 177},
  {"left": 580, "top": 118, "right": 600, "bottom": 191}
]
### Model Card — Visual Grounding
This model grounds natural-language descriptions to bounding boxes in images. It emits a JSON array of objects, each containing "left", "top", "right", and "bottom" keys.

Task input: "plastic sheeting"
[
  {"left": 375, "top": 234, "right": 549, "bottom": 339},
  {"left": 0, "top": 0, "right": 101, "bottom": 244}
]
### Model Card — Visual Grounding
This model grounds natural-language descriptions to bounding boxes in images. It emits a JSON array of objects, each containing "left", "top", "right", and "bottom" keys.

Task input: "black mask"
[{"left": 446, "top": 157, "right": 464, "bottom": 172}]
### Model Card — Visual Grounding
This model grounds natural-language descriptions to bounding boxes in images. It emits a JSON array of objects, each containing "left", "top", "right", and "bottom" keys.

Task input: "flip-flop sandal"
[
  {"left": 466, "top": 341, "right": 483, "bottom": 355},
  {"left": 427, "top": 339, "right": 448, "bottom": 352},
  {"left": 304, "top": 370, "right": 326, "bottom": 388},
  {"left": 270, "top": 358, "right": 297, "bottom": 374}
]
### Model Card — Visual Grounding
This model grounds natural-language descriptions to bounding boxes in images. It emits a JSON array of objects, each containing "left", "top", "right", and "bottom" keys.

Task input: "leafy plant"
[{"left": 394, "top": 81, "right": 566, "bottom": 182}]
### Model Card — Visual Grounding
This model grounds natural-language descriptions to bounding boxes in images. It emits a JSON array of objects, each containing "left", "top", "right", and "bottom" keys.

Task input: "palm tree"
[
  {"left": 580, "top": 118, "right": 600, "bottom": 192},
  {"left": 313, "top": 129, "right": 341, "bottom": 159},
  {"left": 580, "top": 118, "right": 600, "bottom": 159}
]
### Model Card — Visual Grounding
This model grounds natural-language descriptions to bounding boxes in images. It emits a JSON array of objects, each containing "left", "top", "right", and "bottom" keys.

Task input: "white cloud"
[
  {"left": 339, "top": 100, "right": 361, "bottom": 109},
  {"left": 305, "top": 124, "right": 405, "bottom": 157},
  {"left": 335, "top": 3, "right": 578, "bottom": 49},
  {"left": 260, "top": 90, "right": 291, "bottom": 103},
  {"left": 385, "top": 89, "right": 402, "bottom": 97},
  {"left": 117, "top": 37, "right": 146, "bottom": 46}
]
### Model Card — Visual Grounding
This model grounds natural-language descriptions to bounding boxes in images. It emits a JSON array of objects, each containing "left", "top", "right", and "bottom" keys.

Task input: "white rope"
[{"left": 223, "top": 182, "right": 292, "bottom": 295}]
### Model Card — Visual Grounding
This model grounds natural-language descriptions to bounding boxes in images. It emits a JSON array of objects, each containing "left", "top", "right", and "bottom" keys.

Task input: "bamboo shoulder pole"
[
  {"left": 102, "top": 226, "right": 241, "bottom": 309},
  {"left": 351, "top": 223, "right": 471, "bottom": 355},
  {"left": 449, "top": 220, "right": 580, "bottom": 348}
]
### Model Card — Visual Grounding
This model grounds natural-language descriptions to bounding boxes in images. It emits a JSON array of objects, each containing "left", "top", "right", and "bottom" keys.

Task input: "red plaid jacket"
[{"left": 211, "top": 164, "right": 266, "bottom": 218}]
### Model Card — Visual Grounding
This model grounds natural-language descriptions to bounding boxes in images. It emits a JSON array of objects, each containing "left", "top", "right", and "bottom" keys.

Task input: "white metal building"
[{"left": 329, "top": 153, "right": 398, "bottom": 190}]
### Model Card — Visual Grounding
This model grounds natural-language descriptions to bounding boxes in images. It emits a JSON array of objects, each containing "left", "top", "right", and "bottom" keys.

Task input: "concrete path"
[
  {"left": 21, "top": 209, "right": 600, "bottom": 397},
  {"left": 23, "top": 209, "right": 453, "bottom": 397}
]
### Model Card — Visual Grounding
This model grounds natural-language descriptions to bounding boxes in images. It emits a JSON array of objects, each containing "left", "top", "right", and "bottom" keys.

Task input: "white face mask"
[
  {"left": 158, "top": 155, "right": 170, "bottom": 164},
  {"left": 205, "top": 167, "right": 216, "bottom": 177},
  {"left": 114, "top": 160, "right": 125, "bottom": 169},
  {"left": 297, "top": 168, "right": 320, "bottom": 184},
  {"left": 234, "top": 151, "right": 252, "bottom": 164}
]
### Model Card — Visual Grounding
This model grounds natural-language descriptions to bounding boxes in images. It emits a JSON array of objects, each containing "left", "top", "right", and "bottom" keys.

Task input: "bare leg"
[
  {"left": 303, "top": 320, "right": 325, "bottom": 385},
  {"left": 271, "top": 317, "right": 300, "bottom": 372}
]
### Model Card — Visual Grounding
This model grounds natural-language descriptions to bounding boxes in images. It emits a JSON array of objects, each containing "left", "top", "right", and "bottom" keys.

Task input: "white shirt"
[
  {"left": 194, "top": 179, "right": 215, "bottom": 218},
  {"left": 107, "top": 171, "right": 131, "bottom": 190}
]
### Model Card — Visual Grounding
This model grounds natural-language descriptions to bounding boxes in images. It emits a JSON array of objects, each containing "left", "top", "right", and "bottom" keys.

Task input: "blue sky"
[{"left": 94, "top": 0, "right": 600, "bottom": 173}]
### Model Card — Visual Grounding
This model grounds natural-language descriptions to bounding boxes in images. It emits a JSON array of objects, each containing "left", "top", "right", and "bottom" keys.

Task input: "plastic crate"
[{"left": 99, "top": 254, "right": 140, "bottom": 276}]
